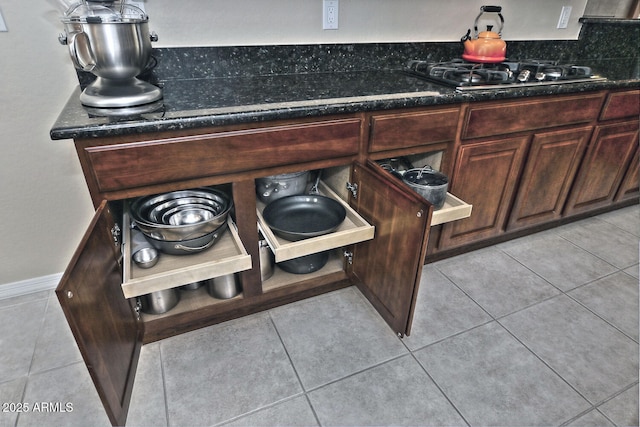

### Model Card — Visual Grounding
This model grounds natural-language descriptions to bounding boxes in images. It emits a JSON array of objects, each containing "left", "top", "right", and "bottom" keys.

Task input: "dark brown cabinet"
[
  {"left": 439, "top": 136, "right": 529, "bottom": 249},
  {"left": 56, "top": 202, "right": 141, "bottom": 427},
  {"left": 56, "top": 113, "right": 446, "bottom": 424},
  {"left": 54, "top": 89, "right": 638, "bottom": 426},
  {"left": 435, "top": 90, "right": 638, "bottom": 252},
  {"left": 369, "top": 107, "right": 460, "bottom": 154},
  {"left": 616, "top": 147, "right": 639, "bottom": 202},
  {"left": 348, "top": 162, "right": 433, "bottom": 335},
  {"left": 564, "top": 120, "right": 639, "bottom": 215},
  {"left": 507, "top": 127, "right": 592, "bottom": 231},
  {"left": 460, "top": 93, "right": 606, "bottom": 140}
]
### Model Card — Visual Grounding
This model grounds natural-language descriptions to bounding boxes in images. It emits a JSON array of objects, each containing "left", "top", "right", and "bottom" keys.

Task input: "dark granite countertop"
[
  {"left": 49, "top": 69, "right": 639, "bottom": 140},
  {"left": 50, "top": 21, "right": 640, "bottom": 141}
]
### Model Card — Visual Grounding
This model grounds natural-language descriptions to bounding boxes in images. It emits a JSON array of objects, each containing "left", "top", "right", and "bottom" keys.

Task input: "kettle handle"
[
  {"left": 481, "top": 5, "right": 502, "bottom": 13},
  {"left": 461, "top": 28, "right": 471, "bottom": 42},
  {"left": 473, "top": 5, "right": 504, "bottom": 37},
  {"left": 67, "top": 30, "right": 96, "bottom": 72}
]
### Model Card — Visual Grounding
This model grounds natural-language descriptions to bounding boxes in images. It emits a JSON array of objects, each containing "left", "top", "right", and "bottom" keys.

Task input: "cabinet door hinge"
[
  {"left": 346, "top": 182, "right": 358, "bottom": 199},
  {"left": 134, "top": 298, "right": 142, "bottom": 321},
  {"left": 343, "top": 250, "right": 354, "bottom": 265},
  {"left": 111, "top": 224, "right": 121, "bottom": 248},
  {"left": 111, "top": 224, "right": 124, "bottom": 267}
]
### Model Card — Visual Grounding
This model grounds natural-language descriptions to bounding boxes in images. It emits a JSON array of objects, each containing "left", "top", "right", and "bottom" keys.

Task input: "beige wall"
[
  {"left": 146, "top": 0, "right": 590, "bottom": 46},
  {"left": 0, "top": 1, "right": 94, "bottom": 286},
  {"left": 0, "top": 0, "right": 602, "bottom": 288}
]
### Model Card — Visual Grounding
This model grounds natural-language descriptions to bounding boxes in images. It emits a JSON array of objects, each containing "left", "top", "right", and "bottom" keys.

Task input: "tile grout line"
[
  {"left": 558, "top": 406, "right": 614, "bottom": 426},
  {"left": 497, "top": 241, "right": 640, "bottom": 344},
  {"left": 486, "top": 245, "right": 637, "bottom": 410},
  {"left": 430, "top": 270, "right": 638, "bottom": 424},
  {"left": 407, "top": 350, "right": 472, "bottom": 427},
  {"left": 266, "top": 312, "right": 323, "bottom": 427},
  {"left": 401, "top": 281, "right": 594, "bottom": 425},
  {"left": 496, "top": 241, "right": 639, "bottom": 344},
  {"left": 157, "top": 342, "right": 171, "bottom": 427},
  {"left": 591, "top": 210, "right": 640, "bottom": 239},
  {"left": 562, "top": 289, "right": 639, "bottom": 345},
  {"left": 492, "top": 316, "right": 595, "bottom": 409},
  {"left": 11, "top": 293, "right": 52, "bottom": 427},
  {"left": 427, "top": 224, "right": 638, "bottom": 424}
]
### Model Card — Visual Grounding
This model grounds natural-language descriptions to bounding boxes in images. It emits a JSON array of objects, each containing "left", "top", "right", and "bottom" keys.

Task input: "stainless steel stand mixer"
[{"left": 58, "top": 0, "right": 162, "bottom": 109}]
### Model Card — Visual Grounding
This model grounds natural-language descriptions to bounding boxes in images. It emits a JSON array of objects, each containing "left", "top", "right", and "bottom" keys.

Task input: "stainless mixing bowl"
[
  {"left": 147, "top": 197, "right": 224, "bottom": 224},
  {"left": 59, "top": 3, "right": 162, "bottom": 108},
  {"left": 130, "top": 188, "right": 232, "bottom": 242}
]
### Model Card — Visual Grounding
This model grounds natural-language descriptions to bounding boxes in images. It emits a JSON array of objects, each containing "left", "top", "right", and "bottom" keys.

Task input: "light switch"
[
  {"left": 0, "top": 8, "right": 8, "bottom": 32},
  {"left": 557, "top": 6, "right": 572, "bottom": 29}
]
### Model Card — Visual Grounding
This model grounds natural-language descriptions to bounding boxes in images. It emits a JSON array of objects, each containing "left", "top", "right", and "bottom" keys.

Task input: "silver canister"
[
  {"left": 140, "top": 288, "right": 180, "bottom": 314},
  {"left": 207, "top": 274, "right": 241, "bottom": 299},
  {"left": 259, "top": 240, "right": 275, "bottom": 281},
  {"left": 181, "top": 280, "right": 205, "bottom": 291},
  {"left": 131, "top": 228, "right": 159, "bottom": 269}
]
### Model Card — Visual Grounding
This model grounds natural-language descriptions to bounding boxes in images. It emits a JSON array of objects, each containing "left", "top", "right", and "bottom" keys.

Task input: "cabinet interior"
[
  {"left": 119, "top": 166, "right": 375, "bottom": 323},
  {"left": 369, "top": 150, "right": 472, "bottom": 226},
  {"left": 108, "top": 145, "right": 471, "bottom": 327}
]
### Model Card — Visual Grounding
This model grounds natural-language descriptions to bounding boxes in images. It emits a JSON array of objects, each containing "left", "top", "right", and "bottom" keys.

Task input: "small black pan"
[{"left": 263, "top": 195, "right": 347, "bottom": 241}]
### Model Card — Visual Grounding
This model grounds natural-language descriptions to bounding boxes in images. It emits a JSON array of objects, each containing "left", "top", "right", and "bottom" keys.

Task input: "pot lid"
[
  {"left": 403, "top": 166, "right": 448, "bottom": 186},
  {"left": 62, "top": 1, "right": 147, "bottom": 23}
]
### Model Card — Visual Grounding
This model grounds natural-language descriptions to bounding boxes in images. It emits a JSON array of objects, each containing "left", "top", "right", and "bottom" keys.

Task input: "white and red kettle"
[{"left": 461, "top": 5, "right": 506, "bottom": 63}]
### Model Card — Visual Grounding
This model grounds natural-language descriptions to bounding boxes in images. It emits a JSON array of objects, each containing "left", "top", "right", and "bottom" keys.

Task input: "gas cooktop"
[{"left": 405, "top": 59, "right": 607, "bottom": 91}]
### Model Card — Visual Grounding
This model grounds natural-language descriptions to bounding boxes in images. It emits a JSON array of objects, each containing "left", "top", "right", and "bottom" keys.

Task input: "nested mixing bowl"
[{"left": 130, "top": 188, "right": 232, "bottom": 242}]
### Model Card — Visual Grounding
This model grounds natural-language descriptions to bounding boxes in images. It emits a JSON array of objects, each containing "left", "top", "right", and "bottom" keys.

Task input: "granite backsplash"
[{"left": 76, "top": 20, "right": 639, "bottom": 87}]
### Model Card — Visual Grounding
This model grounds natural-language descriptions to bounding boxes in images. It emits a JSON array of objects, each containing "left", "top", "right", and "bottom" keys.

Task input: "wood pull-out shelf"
[
  {"left": 257, "top": 181, "right": 375, "bottom": 263},
  {"left": 122, "top": 212, "right": 252, "bottom": 299},
  {"left": 431, "top": 193, "right": 473, "bottom": 226}
]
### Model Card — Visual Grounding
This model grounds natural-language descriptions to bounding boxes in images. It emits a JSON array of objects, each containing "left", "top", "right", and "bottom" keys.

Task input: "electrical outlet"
[
  {"left": 557, "top": 6, "right": 572, "bottom": 29},
  {"left": 323, "top": 0, "right": 339, "bottom": 30}
]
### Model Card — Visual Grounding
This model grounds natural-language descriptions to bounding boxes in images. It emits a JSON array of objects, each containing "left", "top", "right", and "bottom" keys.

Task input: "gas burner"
[
  {"left": 460, "top": 72, "right": 483, "bottom": 84},
  {"left": 404, "top": 59, "right": 605, "bottom": 91}
]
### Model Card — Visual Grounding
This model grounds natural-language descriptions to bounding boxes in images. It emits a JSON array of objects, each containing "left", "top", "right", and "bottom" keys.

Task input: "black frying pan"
[{"left": 263, "top": 195, "right": 347, "bottom": 241}]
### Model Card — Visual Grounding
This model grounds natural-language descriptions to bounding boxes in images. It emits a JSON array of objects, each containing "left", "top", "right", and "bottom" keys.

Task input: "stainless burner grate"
[{"left": 404, "top": 59, "right": 606, "bottom": 91}]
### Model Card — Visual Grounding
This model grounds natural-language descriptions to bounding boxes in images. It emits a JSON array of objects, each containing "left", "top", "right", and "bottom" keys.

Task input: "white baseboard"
[{"left": 0, "top": 273, "right": 62, "bottom": 300}]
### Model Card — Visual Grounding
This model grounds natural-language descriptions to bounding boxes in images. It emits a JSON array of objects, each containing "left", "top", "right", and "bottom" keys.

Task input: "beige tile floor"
[{"left": 1, "top": 205, "right": 638, "bottom": 427}]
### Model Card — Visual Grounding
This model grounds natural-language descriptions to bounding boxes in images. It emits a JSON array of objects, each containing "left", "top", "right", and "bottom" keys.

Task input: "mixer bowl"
[
  {"left": 59, "top": 4, "right": 162, "bottom": 108},
  {"left": 63, "top": 20, "right": 153, "bottom": 80}
]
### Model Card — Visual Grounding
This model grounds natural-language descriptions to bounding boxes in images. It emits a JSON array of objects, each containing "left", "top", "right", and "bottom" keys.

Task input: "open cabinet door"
[
  {"left": 348, "top": 161, "right": 433, "bottom": 337},
  {"left": 56, "top": 201, "right": 142, "bottom": 427}
]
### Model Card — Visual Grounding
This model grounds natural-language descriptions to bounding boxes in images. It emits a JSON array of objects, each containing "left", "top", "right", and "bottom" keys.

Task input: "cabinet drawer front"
[
  {"left": 369, "top": 108, "right": 460, "bottom": 152},
  {"left": 600, "top": 90, "right": 640, "bottom": 121},
  {"left": 84, "top": 119, "right": 361, "bottom": 192},
  {"left": 462, "top": 93, "right": 605, "bottom": 139}
]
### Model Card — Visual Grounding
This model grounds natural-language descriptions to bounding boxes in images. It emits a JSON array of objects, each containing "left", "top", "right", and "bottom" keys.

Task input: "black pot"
[
  {"left": 402, "top": 166, "right": 448, "bottom": 210},
  {"left": 262, "top": 195, "right": 346, "bottom": 241},
  {"left": 277, "top": 251, "right": 329, "bottom": 274}
]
